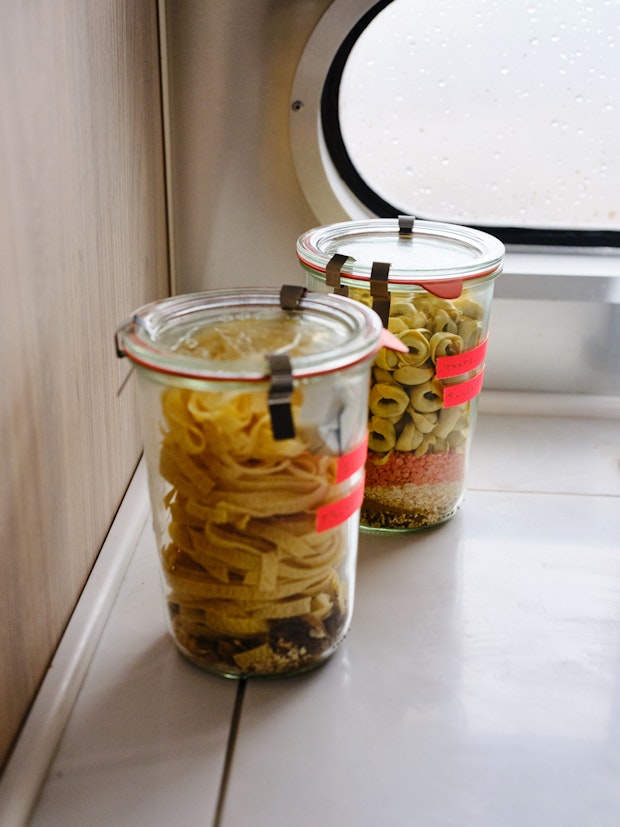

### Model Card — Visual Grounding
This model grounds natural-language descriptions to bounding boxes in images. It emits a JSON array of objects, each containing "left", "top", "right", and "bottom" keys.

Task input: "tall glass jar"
[
  {"left": 116, "top": 287, "right": 383, "bottom": 678},
  {"left": 297, "top": 218, "right": 504, "bottom": 532}
]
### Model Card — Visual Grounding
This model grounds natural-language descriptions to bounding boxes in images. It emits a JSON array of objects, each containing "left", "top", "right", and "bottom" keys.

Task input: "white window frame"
[{"left": 289, "top": 0, "right": 620, "bottom": 298}]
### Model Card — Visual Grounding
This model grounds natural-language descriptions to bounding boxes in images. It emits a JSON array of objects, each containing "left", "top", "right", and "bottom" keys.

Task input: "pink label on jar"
[
  {"left": 336, "top": 434, "right": 369, "bottom": 483},
  {"left": 435, "top": 337, "right": 488, "bottom": 379},
  {"left": 316, "top": 479, "right": 365, "bottom": 533},
  {"left": 443, "top": 369, "right": 485, "bottom": 408}
]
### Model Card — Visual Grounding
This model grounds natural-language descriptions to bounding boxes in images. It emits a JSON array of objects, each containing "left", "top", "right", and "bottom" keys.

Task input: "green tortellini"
[
  {"left": 368, "top": 415, "right": 396, "bottom": 452},
  {"left": 397, "top": 329, "right": 431, "bottom": 366},
  {"left": 429, "top": 331, "right": 463, "bottom": 362},
  {"left": 369, "top": 383, "right": 410, "bottom": 419},
  {"left": 349, "top": 287, "right": 485, "bottom": 458}
]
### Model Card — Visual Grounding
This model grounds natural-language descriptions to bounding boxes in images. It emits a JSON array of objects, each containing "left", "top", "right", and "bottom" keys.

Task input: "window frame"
[{"left": 290, "top": 0, "right": 620, "bottom": 254}]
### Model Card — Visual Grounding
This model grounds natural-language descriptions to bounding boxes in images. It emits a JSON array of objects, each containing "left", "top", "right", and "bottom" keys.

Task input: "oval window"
[{"left": 320, "top": 0, "right": 620, "bottom": 246}]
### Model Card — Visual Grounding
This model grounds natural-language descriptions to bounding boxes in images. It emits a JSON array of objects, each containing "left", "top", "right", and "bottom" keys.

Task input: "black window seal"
[{"left": 320, "top": 0, "right": 620, "bottom": 249}]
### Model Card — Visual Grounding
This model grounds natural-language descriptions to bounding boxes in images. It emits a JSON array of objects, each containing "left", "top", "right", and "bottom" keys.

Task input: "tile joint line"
[{"left": 212, "top": 678, "right": 247, "bottom": 827}]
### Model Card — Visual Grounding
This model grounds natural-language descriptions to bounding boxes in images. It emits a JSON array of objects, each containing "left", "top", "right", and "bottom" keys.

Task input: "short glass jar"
[
  {"left": 297, "top": 217, "right": 504, "bottom": 532},
  {"left": 116, "top": 287, "right": 383, "bottom": 677}
]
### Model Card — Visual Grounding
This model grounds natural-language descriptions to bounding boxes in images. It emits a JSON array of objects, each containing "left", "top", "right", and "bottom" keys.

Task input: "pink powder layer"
[{"left": 365, "top": 449, "right": 466, "bottom": 487}]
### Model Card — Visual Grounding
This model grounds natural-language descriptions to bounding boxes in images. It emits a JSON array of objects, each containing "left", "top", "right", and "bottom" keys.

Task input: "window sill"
[{"left": 4, "top": 392, "right": 620, "bottom": 826}]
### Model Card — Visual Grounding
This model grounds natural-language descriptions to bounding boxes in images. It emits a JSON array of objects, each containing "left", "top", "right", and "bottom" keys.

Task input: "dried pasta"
[
  {"left": 157, "top": 384, "right": 354, "bottom": 676},
  {"left": 348, "top": 287, "right": 485, "bottom": 530}
]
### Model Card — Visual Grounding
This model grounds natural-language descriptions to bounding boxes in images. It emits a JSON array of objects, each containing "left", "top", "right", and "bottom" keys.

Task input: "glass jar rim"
[
  {"left": 116, "top": 287, "right": 383, "bottom": 382},
  {"left": 296, "top": 218, "right": 504, "bottom": 297}
]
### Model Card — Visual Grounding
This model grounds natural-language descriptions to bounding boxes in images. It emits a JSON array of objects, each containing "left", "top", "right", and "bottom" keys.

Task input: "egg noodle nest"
[{"left": 157, "top": 385, "right": 352, "bottom": 677}]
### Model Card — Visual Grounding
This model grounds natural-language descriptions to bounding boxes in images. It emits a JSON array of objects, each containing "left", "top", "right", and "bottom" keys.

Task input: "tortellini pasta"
[
  {"left": 349, "top": 287, "right": 484, "bottom": 460},
  {"left": 429, "top": 331, "right": 463, "bottom": 361},
  {"left": 369, "top": 383, "right": 409, "bottom": 419},
  {"left": 368, "top": 415, "right": 396, "bottom": 452}
]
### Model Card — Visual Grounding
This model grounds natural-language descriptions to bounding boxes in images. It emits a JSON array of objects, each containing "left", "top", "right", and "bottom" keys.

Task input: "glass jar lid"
[
  {"left": 296, "top": 217, "right": 505, "bottom": 299},
  {"left": 115, "top": 287, "right": 383, "bottom": 382}
]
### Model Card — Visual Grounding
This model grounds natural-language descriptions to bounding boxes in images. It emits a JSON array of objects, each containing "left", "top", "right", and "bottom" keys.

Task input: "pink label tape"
[
  {"left": 316, "top": 479, "right": 365, "bottom": 533},
  {"left": 435, "top": 337, "right": 488, "bottom": 379},
  {"left": 442, "top": 369, "right": 485, "bottom": 408},
  {"left": 335, "top": 434, "right": 368, "bottom": 483}
]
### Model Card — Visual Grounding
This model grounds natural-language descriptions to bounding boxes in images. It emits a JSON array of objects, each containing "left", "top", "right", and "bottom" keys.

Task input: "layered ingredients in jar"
[
  {"left": 349, "top": 288, "right": 484, "bottom": 530},
  {"left": 153, "top": 316, "right": 361, "bottom": 677}
]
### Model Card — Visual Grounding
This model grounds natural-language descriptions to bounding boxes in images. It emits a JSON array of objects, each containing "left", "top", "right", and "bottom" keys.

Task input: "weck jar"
[
  {"left": 115, "top": 286, "right": 383, "bottom": 678},
  {"left": 297, "top": 217, "right": 505, "bottom": 532}
]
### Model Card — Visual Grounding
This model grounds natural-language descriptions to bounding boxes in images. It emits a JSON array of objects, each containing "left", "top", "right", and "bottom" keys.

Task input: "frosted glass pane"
[{"left": 339, "top": 0, "right": 619, "bottom": 230}]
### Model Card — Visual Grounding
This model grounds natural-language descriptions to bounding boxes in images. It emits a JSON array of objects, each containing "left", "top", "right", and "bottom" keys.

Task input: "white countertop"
[{"left": 4, "top": 394, "right": 620, "bottom": 827}]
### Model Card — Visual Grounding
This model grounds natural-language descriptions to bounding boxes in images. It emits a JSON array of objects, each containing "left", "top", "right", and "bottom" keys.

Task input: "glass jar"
[
  {"left": 297, "top": 217, "right": 505, "bottom": 532},
  {"left": 116, "top": 287, "right": 383, "bottom": 678}
]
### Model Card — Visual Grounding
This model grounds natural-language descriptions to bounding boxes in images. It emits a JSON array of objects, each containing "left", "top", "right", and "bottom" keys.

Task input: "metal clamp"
[
  {"left": 266, "top": 352, "right": 296, "bottom": 440},
  {"left": 326, "top": 253, "right": 352, "bottom": 296},
  {"left": 370, "top": 260, "right": 391, "bottom": 328},
  {"left": 114, "top": 329, "right": 126, "bottom": 359},
  {"left": 279, "top": 284, "right": 307, "bottom": 310},
  {"left": 398, "top": 214, "right": 415, "bottom": 236},
  {"left": 114, "top": 313, "right": 149, "bottom": 358}
]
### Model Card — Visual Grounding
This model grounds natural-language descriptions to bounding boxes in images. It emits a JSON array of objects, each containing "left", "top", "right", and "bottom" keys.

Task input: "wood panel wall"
[{"left": 0, "top": 1, "right": 169, "bottom": 769}]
